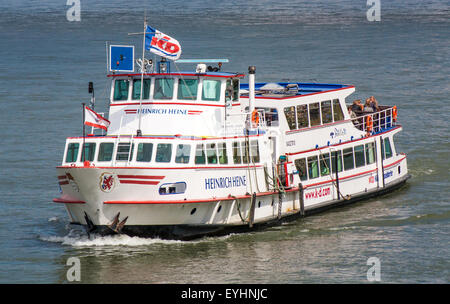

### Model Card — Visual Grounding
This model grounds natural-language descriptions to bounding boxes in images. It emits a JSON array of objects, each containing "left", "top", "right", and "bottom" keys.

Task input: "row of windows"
[
  {"left": 284, "top": 99, "right": 344, "bottom": 130},
  {"left": 65, "top": 140, "right": 260, "bottom": 165},
  {"left": 294, "top": 138, "right": 393, "bottom": 181},
  {"left": 113, "top": 78, "right": 240, "bottom": 103}
]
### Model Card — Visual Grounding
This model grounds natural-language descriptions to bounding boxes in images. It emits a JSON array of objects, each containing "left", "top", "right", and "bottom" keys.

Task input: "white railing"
[{"left": 350, "top": 106, "right": 397, "bottom": 135}]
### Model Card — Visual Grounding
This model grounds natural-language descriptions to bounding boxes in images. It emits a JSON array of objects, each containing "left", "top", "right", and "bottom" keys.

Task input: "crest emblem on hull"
[{"left": 99, "top": 173, "right": 116, "bottom": 192}]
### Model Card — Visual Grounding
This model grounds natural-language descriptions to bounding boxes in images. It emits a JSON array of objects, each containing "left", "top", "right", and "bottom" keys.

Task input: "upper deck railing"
[{"left": 350, "top": 105, "right": 398, "bottom": 136}]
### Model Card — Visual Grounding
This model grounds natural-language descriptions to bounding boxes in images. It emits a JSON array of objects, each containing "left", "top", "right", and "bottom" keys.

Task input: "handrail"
[{"left": 350, "top": 105, "right": 397, "bottom": 136}]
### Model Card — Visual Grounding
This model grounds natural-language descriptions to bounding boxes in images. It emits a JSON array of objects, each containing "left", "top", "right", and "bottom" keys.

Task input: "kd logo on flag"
[{"left": 145, "top": 25, "right": 182, "bottom": 60}]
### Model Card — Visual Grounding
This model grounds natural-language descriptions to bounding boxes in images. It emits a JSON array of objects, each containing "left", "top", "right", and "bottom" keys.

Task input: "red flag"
[{"left": 84, "top": 106, "right": 110, "bottom": 130}]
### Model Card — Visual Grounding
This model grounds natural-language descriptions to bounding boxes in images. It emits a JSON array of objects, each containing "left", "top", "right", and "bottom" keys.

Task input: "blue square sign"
[{"left": 110, "top": 45, "right": 134, "bottom": 72}]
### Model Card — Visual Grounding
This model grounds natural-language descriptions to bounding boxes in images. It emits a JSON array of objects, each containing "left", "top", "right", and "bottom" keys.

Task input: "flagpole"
[
  {"left": 137, "top": 16, "right": 147, "bottom": 137},
  {"left": 82, "top": 103, "right": 86, "bottom": 162}
]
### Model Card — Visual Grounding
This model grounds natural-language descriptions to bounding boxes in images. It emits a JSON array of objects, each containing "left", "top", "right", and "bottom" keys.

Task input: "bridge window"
[
  {"left": 206, "top": 143, "right": 218, "bottom": 164},
  {"left": 331, "top": 150, "right": 343, "bottom": 173},
  {"left": 202, "top": 79, "right": 221, "bottom": 101},
  {"left": 137, "top": 143, "right": 153, "bottom": 162},
  {"left": 284, "top": 106, "right": 296, "bottom": 130},
  {"left": 343, "top": 147, "right": 354, "bottom": 171},
  {"left": 113, "top": 79, "right": 129, "bottom": 101},
  {"left": 232, "top": 142, "right": 241, "bottom": 164},
  {"left": 365, "top": 142, "right": 376, "bottom": 164},
  {"left": 294, "top": 158, "right": 307, "bottom": 181},
  {"left": 65, "top": 143, "right": 79, "bottom": 163},
  {"left": 218, "top": 143, "right": 228, "bottom": 164},
  {"left": 309, "top": 102, "right": 321, "bottom": 126},
  {"left": 354, "top": 145, "right": 366, "bottom": 168},
  {"left": 154, "top": 78, "right": 174, "bottom": 100},
  {"left": 307, "top": 156, "right": 319, "bottom": 179},
  {"left": 81, "top": 143, "right": 96, "bottom": 162},
  {"left": 250, "top": 140, "right": 260, "bottom": 163},
  {"left": 333, "top": 99, "right": 344, "bottom": 121},
  {"left": 132, "top": 79, "right": 151, "bottom": 100},
  {"left": 297, "top": 105, "right": 309, "bottom": 129},
  {"left": 321, "top": 100, "right": 333, "bottom": 124},
  {"left": 320, "top": 153, "right": 331, "bottom": 176},
  {"left": 178, "top": 79, "right": 198, "bottom": 100},
  {"left": 155, "top": 143, "right": 172, "bottom": 163},
  {"left": 384, "top": 138, "right": 393, "bottom": 159},
  {"left": 195, "top": 144, "right": 206, "bottom": 164},
  {"left": 98, "top": 143, "right": 114, "bottom": 161},
  {"left": 116, "top": 143, "right": 134, "bottom": 161},
  {"left": 175, "top": 144, "right": 191, "bottom": 164}
]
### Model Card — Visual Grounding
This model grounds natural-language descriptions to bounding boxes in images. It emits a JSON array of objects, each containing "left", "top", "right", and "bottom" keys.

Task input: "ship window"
[
  {"left": 206, "top": 143, "right": 218, "bottom": 164},
  {"left": 65, "top": 143, "right": 79, "bottom": 163},
  {"left": 284, "top": 106, "right": 296, "bottom": 130},
  {"left": 250, "top": 140, "right": 260, "bottom": 163},
  {"left": 233, "top": 79, "right": 240, "bottom": 101},
  {"left": 320, "top": 152, "right": 331, "bottom": 176},
  {"left": 384, "top": 138, "right": 393, "bottom": 159},
  {"left": 226, "top": 79, "right": 240, "bottom": 102},
  {"left": 81, "top": 143, "right": 96, "bottom": 162},
  {"left": 116, "top": 143, "right": 134, "bottom": 161},
  {"left": 354, "top": 145, "right": 365, "bottom": 168},
  {"left": 365, "top": 142, "right": 376, "bottom": 164},
  {"left": 154, "top": 78, "right": 174, "bottom": 100},
  {"left": 137, "top": 143, "right": 153, "bottom": 162},
  {"left": 218, "top": 143, "right": 228, "bottom": 164},
  {"left": 241, "top": 141, "right": 250, "bottom": 164},
  {"left": 333, "top": 99, "right": 344, "bottom": 121},
  {"left": 132, "top": 79, "right": 151, "bottom": 100},
  {"left": 232, "top": 142, "right": 241, "bottom": 164},
  {"left": 98, "top": 143, "right": 114, "bottom": 161},
  {"left": 155, "top": 143, "right": 172, "bottom": 163},
  {"left": 343, "top": 147, "right": 354, "bottom": 171},
  {"left": 321, "top": 100, "right": 333, "bottom": 124},
  {"left": 331, "top": 150, "right": 343, "bottom": 173},
  {"left": 175, "top": 144, "right": 191, "bottom": 164},
  {"left": 309, "top": 102, "right": 321, "bottom": 126},
  {"left": 258, "top": 107, "right": 279, "bottom": 127},
  {"left": 113, "top": 79, "right": 129, "bottom": 101},
  {"left": 195, "top": 144, "right": 206, "bottom": 164},
  {"left": 178, "top": 79, "right": 198, "bottom": 100},
  {"left": 296, "top": 104, "right": 309, "bottom": 129},
  {"left": 202, "top": 79, "right": 221, "bottom": 101},
  {"left": 307, "top": 156, "right": 319, "bottom": 179},
  {"left": 294, "top": 158, "right": 307, "bottom": 181}
]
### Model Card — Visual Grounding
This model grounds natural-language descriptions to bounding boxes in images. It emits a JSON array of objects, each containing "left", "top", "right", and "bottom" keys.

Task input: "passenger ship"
[{"left": 54, "top": 49, "right": 410, "bottom": 240}]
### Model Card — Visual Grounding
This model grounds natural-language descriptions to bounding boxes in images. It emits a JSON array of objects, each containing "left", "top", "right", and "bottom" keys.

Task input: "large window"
[
  {"left": 178, "top": 79, "right": 198, "bottom": 100},
  {"left": 295, "top": 158, "right": 307, "bottom": 181},
  {"left": 153, "top": 78, "right": 174, "bottom": 100},
  {"left": 354, "top": 145, "right": 366, "bottom": 168},
  {"left": 155, "top": 143, "right": 172, "bottom": 163},
  {"left": 297, "top": 105, "right": 309, "bottom": 129},
  {"left": 250, "top": 140, "right": 260, "bottom": 163},
  {"left": 309, "top": 102, "right": 321, "bottom": 126},
  {"left": 202, "top": 79, "right": 221, "bottom": 101},
  {"left": 384, "top": 138, "right": 393, "bottom": 159},
  {"left": 132, "top": 79, "right": 151, "bottom": 100},
  {"left": 175, "top": 144, "right": 191, "bottom": 164},
  {"left": 195, "top": 144, "right": 206, "bottom": 164},
  {"left": 284, "top": 106, "right": 296, "bottom": 130},
  {"left": 206, "top": 143, "right": 218, "bottom": 164},
  {"left": 137, "top": 143, "right": 153, "bottom": 162},
  {"left": 365, "top": 142, "right": 376, "bottom": 164},
  {"left": 320, "top": 153, "right": 331, "bottom": 176},
  {"left": 113, "top": 79, "right": 129, "bottom": 101},
  {"left": 308, "top": 156, "right": 319, "bottom": 179},
  {"left": 218, "top": 143, "right": 228, "bottom": 164},
  {"left": 65, "top": 143, "right": 79, "bottom": 163},
  {"left": 232, "top": 142, "right": 241, "bottom": 164},
  {"left": 331, "top": 150, "right": 343, "bottom": 173},
  {"left": 333, "top": 99, "right": 344, "bottom": 121},
  {"left": 116, "top": 143, "right": 134, "bottom": 161},
  {"left": 321, "top": 100, "right": 333, "bottom": 124},
  {"left": 98, "top": 143, "right": 114, "bottom": 162},
  {"left": 81, "top": 143, "right": 96, "bottom": 162},
  {"left": 241, "top": 141, "right": 250, "bottom": 164},
  {"left": 343, "top": 147, "right": 354, "bottom": 171}
]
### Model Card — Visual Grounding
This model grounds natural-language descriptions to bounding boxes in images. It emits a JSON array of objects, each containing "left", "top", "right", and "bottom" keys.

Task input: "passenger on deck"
[
  {"left": 348, "top": 106, "right": 357, "bottom": 119},
  {"left": 369, "top": 96, "right": 380, "bottom": 111},
  {"left": 351, "top": 99, "right": 363, "bottom": 113},
  {"left": 363, "top": 98, "right": 375, "bottom": 113}
]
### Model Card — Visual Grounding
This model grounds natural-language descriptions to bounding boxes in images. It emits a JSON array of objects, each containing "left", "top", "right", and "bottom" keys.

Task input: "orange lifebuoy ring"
[
  {"left": 251, "top": 110, "right": 259, "bottom": 127},
  {"left": 366, "top": 115, "right": 373, "bottom": 133},
  {"left": 392, "top": 105, "right": 397, "bottom": 122}
]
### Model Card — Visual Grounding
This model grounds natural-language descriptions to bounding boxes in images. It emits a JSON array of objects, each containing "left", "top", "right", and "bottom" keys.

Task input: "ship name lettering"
[{"left": 204, "top": 176, "right": 246, "bottom": 190}]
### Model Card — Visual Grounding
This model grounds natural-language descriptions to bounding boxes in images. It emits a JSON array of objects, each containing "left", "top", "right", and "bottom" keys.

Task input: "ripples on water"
[{"left": 0, "top": 0, "right": 448, "bottom": 283}]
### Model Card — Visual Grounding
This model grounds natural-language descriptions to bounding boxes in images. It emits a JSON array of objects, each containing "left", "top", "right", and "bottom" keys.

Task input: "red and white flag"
[{"left": 84, "top": 106, "right": 110, "bottom": 130}]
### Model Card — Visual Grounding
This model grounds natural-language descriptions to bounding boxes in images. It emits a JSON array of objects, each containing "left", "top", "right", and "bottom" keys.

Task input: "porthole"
[
  {"left": 258, "top": 201, "right": 261, "bottom": 208},
  {"left": 217, "top": 205, "right": 222, "bottom": 213},
  {"left": 398, "top": 166, "right": 401, "bottom": 174},
  {"left": 190, "top": 208, "right": 197, "bottom": 215}
]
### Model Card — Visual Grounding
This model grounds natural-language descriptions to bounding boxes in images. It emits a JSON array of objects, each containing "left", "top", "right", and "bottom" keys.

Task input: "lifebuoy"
[
  {"left": 392, "top": 105, "right": 397, "bottom": 122},
  {"left": 366, "top": 115, "right": 373, "bottom": 133},
  {"left": 251, "top": 110, "right": 259, "bottom": 127}
]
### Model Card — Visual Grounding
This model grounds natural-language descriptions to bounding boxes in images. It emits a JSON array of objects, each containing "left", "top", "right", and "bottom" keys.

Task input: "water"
[{"left": 0, "top": 0, "right": 449, "bottom": 283}]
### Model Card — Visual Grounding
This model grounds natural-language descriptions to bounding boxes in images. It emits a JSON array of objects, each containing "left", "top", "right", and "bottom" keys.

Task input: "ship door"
[{"left": 277, "top": 156, "right": 288, "bottom": 188}]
